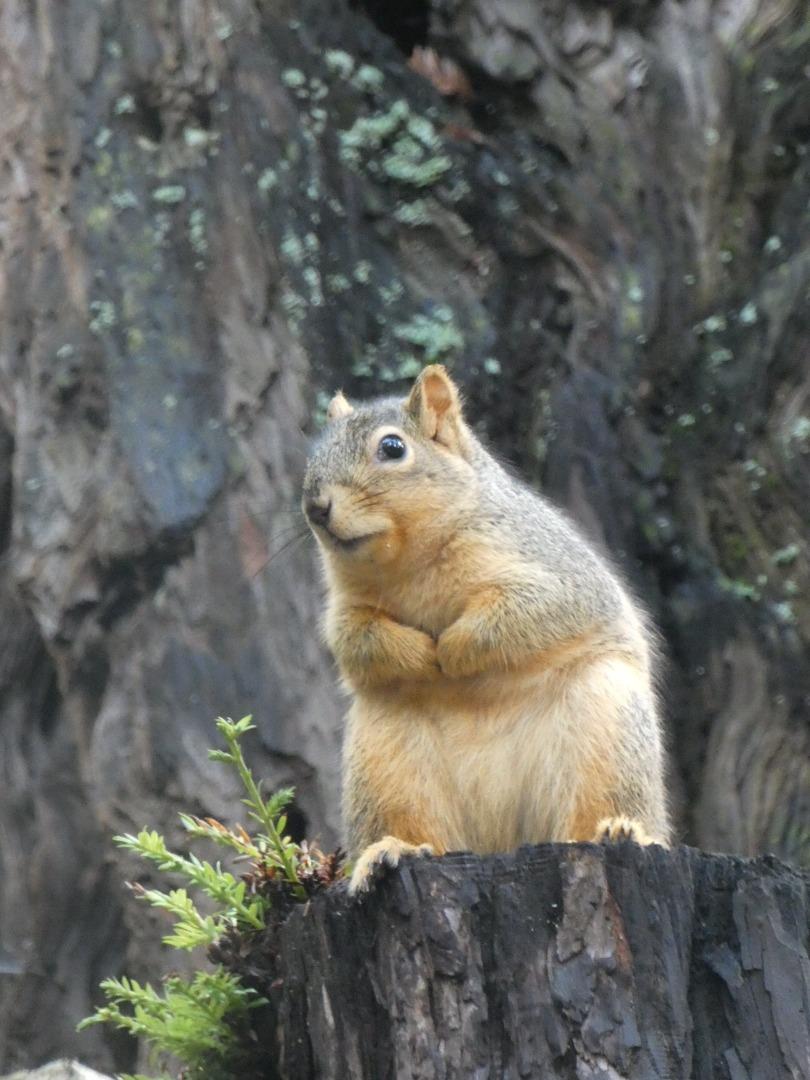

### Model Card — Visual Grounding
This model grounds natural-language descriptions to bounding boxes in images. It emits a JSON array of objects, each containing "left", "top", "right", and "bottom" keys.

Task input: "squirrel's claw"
[
  {"left": 348, "top": 836, "right": 434, "bottom": 896},
  {"left": 595, "top": 816, "right": 658, "bottom": 846}
]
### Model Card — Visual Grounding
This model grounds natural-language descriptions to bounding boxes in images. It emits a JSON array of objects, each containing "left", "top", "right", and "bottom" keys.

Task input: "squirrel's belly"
[
  {"left": 350, "top": 672, "right": 585, "bottom": 852},
  {"left": 438, "top": 688, "right": 579, "bottom": 850}
]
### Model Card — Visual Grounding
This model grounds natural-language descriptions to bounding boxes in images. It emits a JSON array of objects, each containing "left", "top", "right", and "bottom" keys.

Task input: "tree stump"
[{"left": 236, "top": 843, "right": 810, "bottom": 1079}]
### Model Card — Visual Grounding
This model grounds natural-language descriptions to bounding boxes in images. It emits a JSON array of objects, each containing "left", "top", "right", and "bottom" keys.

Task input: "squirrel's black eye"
[{"left": 378, "top": 434, "right": 407, "bottom": 460}]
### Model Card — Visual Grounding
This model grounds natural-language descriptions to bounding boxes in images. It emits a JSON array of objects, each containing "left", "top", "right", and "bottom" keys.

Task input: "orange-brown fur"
[{"left": 303, "top": 366, "right": 670, "bottom": 893}]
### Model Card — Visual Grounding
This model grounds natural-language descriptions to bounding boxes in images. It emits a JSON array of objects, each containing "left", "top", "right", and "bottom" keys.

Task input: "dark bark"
[
  {"left": 230, "top": 843, "right": 810, "bottom": 1080},
  {"left": 0, "top": 0, "right": 808, "bottom": 1071}
]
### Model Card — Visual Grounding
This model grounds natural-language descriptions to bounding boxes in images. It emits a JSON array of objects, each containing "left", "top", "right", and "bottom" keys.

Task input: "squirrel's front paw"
[
  {"left": 595, "top": 816, "right": 659, "bottom": 846},
  {"left": 436, "top": 625, "right": 482, "bottom": 679},
  {"left": 348, "top": 836, "right": 434, "bottom": 896}
]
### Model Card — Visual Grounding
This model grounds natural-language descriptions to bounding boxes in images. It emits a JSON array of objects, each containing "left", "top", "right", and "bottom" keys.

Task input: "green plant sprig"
[
  {"left": 79, "top": 714, "right": 343, "bottom": 1079},
  {"left": 78, "top": 970, "right": 262, "bottom": 1075},
  {"left": 208, "top": 716, "right": 307, "bottom": 900},
  {"left": 114, "top": 830, "right": 267, "bottom": 946}
]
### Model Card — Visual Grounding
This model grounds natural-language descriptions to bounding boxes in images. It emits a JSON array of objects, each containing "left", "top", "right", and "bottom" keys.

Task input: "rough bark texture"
[
  {"left": 0, "top": 0, "right": 808, "bottom": 1071},
  {"left": 235, "top": 843, "right": 810, "bottom": 1079}
]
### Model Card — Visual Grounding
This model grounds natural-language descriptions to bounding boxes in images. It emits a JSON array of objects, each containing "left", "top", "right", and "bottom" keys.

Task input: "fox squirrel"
[{"left": 303, "top": 366, "right": 670, "bottom": 893}]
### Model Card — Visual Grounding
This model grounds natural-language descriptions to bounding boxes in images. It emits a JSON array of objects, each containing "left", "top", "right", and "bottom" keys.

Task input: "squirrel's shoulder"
[
  {"left": 467, "top": 437, "right": 604, "bottom": 562},
  {"left": 461, "top": 435, "right": 632, "bottom": 627}
]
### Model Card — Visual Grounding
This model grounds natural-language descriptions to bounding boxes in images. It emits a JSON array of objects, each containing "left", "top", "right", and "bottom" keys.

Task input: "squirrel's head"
[{"left": 302, "top": 365, "right": 475, "bottom": 568}]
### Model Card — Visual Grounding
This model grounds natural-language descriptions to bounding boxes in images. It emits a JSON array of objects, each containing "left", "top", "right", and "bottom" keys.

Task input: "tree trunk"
[
  {"left": 0, "top": 0, "right": 808, "bottom": 1072},
  {"left": 231, "top": 843, "right": 810, "bottom": 1080}
]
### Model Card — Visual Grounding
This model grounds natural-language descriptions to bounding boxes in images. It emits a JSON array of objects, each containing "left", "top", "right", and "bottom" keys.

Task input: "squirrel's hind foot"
[
  {"left": 348, "top": 836, "right": 434, "bottom": 896},
  {"left": 595, "top": 816, "right": 662, "bottom": 846}
]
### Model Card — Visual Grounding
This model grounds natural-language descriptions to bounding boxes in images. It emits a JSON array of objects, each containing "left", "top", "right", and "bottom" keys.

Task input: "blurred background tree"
[{"left": 0, "top": 0, "right": 808, "bottom": 1072}]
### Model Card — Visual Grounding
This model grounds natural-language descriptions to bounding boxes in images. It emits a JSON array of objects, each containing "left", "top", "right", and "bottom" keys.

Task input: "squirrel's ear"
[
  {"left": 326, "top": 391, "right": 354, "bottom": 421},
  {"left": 406, "top": 365, "right": 470, "bottom": 456}
]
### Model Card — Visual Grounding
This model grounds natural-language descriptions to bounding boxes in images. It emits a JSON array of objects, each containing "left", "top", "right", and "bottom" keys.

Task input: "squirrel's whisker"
[
  {"left": 252, "top": 530, "right": 310, "bottom": 578},
  {"left": 203, "top": 504, "right": 305, "bottom": 531}
]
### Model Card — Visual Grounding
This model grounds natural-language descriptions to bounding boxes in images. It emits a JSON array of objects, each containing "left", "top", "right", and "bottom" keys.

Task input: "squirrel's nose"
[{"left": 305, "top": 497, "right": 332, "bottom": 529}]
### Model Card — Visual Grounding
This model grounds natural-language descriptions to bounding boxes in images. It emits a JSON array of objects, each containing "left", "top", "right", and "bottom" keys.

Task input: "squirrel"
[{"left": 302, "top": 365, "right": 670, "bottom": 894}]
